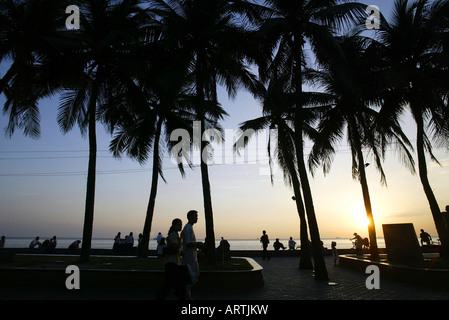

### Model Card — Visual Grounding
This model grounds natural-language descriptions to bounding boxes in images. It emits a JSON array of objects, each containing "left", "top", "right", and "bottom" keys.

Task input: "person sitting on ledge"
[
  {"left": 217, "top": 237, "right": 231, "bottom": 261},
  {"left": 273, "top": 238, "right": 286, "bottom": 251},
  {"left": 68, "top": 240, "right": 81, "bottom": 252},
  {"left": 29, "top": 236, "right": 42, "bottom": 251},
  {"left": 288, "top": 237, "right": 296, "bottom": 250},
  {"left": 420, "top": 229, "right": 432, "bottom": 246}
]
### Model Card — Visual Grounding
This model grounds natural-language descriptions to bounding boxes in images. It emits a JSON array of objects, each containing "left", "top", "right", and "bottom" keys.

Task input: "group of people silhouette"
[
  {"left": 113, "top": 231, "right": 140, "bottom": 254},
  {"left": 28, "top": 236, "right": 57, "bottom": 253},
  {"left": 27, "top": 236, "right": 81, "bottom": 253},
  {"left": 259, "top": 231, "right": 299, "bottom": 260}
]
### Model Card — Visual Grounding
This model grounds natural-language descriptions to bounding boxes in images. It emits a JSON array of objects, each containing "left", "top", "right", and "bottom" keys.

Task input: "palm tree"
[
  {"left": 378, "top": 0, "right": 449, "bottom": 258},
  {"left": 57, "top": 0, "right": 149, "bottom": 262},
  {"left": 101, "top": 39, "right": 199, "bottom": 257},
  {"left": 150, "top": 0, "right": 260, "bottom": 262},
  {"left": 307, "top": 33, "right": 416, "bottom": 260},
  {"left": 253, "top": 0, "right": 368, "bottom": 280},
  {"left": 235, "top": 72, "right": 314, "bottom": 269},
  {"left": 0, "top": 0, "right": 70, "bottom": 138}
]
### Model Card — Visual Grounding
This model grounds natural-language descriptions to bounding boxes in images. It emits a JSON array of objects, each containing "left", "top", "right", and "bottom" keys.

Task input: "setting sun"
[
  {"left": 356, "top": 213, "right": 370, "bottom": 229},
  {"left": 351, "top": 203, "right": 370, "bottom": 229}
]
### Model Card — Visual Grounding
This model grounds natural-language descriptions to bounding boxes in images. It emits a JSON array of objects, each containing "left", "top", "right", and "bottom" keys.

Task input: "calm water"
[{"left": 1, "top": 237, "right": 385, "bottom": 250}]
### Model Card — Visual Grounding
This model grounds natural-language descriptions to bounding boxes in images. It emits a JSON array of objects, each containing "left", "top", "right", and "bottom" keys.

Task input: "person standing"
[
  {"left": 156, "top": 232, "right": 163, "bottom": 244},
  {"left": 181, "top": 210, "right": 203, "bottom": 299},
  {"left": 137, "top": 233, "right": 143, "bottom": 251},
  {"left": 126, "top": 232, "right": 134, "bottom": 253},
  {"left": 113, "top": 232, "right": 121, "bottom": 252},
  {"left": 260, "top": 230, "right": 270, "bottom": 260},
  {"left": 331, "top": 241, "right": 339, "bottom": 266},
  {"left": 156, "top": 218, "right": 185, "bottom": 300}
]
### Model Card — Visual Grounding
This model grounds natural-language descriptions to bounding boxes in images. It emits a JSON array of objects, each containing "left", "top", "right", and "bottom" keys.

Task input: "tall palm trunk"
[
  {"left": 355, "top": 141, "right": 380, "bottom": 259},
  {"left": 278, "top": 125, "right": 313, "bottom": 269},
  {"left": 296, "top": 128, "right": 329, "bottom": 280},
  {"left": 292, "top": 176, "right": 313, "bottom": 269},
  {"left": 195, "top": 53, "right": 216, "bottom": 263},
  {"left": 349, "top": 116, "right": 380, "bottom": 259},
  {"left": 79, "top": 88, "right": 98, "bottom": 263},
  {"left": 415, "top": 110, "right": 449, "bottom": 259},
  {"left": 293, "top": 37, "right": 328, "bottom": 280},
  {"left": 138, "top": 117, "right": 163, "bottom": 258},
  {"left": 200, "top": 118, "right": 216, "bottom": 263}
]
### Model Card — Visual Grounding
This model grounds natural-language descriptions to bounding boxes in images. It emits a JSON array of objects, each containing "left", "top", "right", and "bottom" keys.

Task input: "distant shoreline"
[
  {"left": 3, "top": 236, "right": 389, "bottom": 240},
  {"left": 1, "top": 236, "right": 389, "bottom": 250},
  {"left": 1, "top": 245, "right": 443, "bottom": 258},
  {"left": 4, "top": 236, "right": 441, "bottom": 252}
]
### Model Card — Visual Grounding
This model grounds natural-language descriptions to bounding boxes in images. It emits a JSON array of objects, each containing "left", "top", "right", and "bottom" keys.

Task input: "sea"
[{"left": 1, "top": 237, "right": 386, "bottom": 251}]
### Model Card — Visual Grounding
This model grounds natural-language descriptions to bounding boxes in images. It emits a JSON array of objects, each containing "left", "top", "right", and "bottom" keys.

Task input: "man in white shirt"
[
  {"left": 288, "top": 237, "right": 296, "bottom": 250},
  {"left": 181, "top": 210, "right": 203, "bottom": 299}
]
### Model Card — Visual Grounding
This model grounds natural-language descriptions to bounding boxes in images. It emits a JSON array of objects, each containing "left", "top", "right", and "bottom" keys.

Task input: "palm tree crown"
[
  {"left": 57, "top": 0, "right": 149, "bottom": 261},
  {"left": 307, "top": 33, "right": 416, "bottom": 259},
  {"left": 151, "top": 0, "right": 260, "bottom": 262},
  {"left": 377, "top": 0, "right": 449, "bottom": 258}
]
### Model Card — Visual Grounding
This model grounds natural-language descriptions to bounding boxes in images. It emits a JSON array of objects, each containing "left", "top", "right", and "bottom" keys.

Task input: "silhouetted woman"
[{"left": 156, "top": 218, "right": 186, "bottom": 300}]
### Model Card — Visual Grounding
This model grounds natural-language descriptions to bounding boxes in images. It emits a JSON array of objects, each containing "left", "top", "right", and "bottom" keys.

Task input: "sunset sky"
[{"left": 1, "top": 0, "right": 448, "bottom": 243}]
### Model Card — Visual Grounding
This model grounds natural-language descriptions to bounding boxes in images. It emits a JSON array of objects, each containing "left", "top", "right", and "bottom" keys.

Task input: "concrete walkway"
[
  {"left": 1, "top": 256, "right": 448, "bottom": 300},
  {"left": 189, "top": 256, "right": 449, "bottom": 300},
  {"left": 206, "top": 257, "right": 449, "bottom": 300}
]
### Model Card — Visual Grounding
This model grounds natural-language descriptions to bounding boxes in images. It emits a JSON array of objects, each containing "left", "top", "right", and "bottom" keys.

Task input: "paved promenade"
[
  {"left": 192, "top": 256, "right": 449, "bottom": 300},
  {"left": 1, "top": 256, "right": 447, "bottom": 300}
]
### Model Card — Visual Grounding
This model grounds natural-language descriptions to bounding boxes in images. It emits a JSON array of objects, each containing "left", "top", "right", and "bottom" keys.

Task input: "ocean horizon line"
[
  {"left": 1, "top": 236, "right": 392, "bottom": 250},
  {"left": 3, "top": 236, "right": 388, "bottom": 240}
]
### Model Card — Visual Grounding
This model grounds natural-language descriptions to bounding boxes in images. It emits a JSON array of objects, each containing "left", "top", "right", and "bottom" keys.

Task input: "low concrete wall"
[
  {"left": 339, "top": 254, "right": 449, "bottom": 289},
  {"left": 0, "top": 256, "right": 264, "bottom": 291}
]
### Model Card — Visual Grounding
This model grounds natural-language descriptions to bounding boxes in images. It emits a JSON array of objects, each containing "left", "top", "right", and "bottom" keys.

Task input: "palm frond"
[
  {"left": 2, "top": 93, "right": 41, "bottom": 139},
  {"left": 58, "top": 87, "right": 89, "bottom": 136}
]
